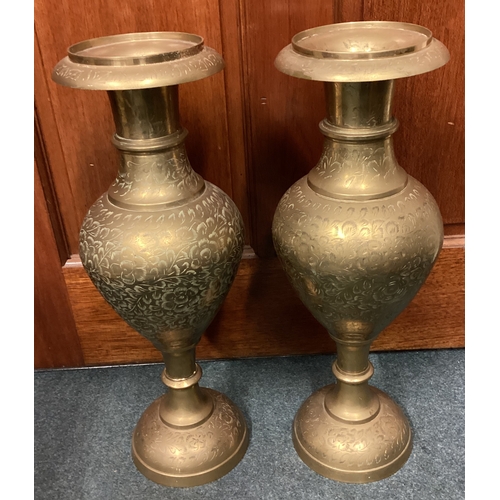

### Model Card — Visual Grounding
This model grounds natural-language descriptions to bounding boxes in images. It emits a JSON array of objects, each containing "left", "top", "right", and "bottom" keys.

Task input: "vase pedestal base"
[
  {"left": 132, "top": 388, "right": 249, "bottom": 487},
  {"left": 292, "top": 385, "right": 412, "bottom": 483}
]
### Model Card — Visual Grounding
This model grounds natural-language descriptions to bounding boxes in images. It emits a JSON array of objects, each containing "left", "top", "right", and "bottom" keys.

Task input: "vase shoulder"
[
  {"left": 108, "top": 144, "right": 206, "bottom": 209},
  {"left": 307, "top": 138, "right": 408, "bottom": 200}
]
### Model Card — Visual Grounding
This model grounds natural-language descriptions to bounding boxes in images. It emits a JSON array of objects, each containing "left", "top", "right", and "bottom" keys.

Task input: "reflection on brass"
[
  {"left": 273, "top": 22, "right": 449, "bottom": 483},
  {"left": 52, "top": 32, "right": 248, "bottom": 487}
]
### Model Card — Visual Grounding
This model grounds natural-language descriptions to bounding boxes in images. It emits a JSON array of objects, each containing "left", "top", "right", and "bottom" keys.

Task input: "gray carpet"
[{"left": 35, "top": 349, "right": 464, "bottom": 499}]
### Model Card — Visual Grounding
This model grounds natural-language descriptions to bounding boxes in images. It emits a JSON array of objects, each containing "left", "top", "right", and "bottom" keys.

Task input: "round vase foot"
[
  {"left": 132, "top": 388, "right": 249, "bottom": 487},
  {"left": 292, "top": 385, "right": 412, "bottom": 483}
]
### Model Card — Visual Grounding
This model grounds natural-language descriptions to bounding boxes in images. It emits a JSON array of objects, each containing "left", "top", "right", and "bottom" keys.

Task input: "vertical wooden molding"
[
  {"left": 219, "top": 0, "right": 252, "bottom": 244},
  {"left": 34, "top": 112, "right": 70, "bottom": 266},
  {"left": 34, "top": 28, "right": 81, "bottom": 252},
  {"left": 35, "top": 160, "right": 84, "bottom": 369},
  {"left": 238, "top": 1, "right": 336, "bottom": 257},
  {"left": 235, "top": 0, "right": 258, "bottom": 250}
]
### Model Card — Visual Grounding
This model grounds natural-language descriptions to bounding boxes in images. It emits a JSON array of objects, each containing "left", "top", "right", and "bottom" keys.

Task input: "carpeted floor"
[{"left": 34, "top": 349, "right": 464, "bottom": 499}]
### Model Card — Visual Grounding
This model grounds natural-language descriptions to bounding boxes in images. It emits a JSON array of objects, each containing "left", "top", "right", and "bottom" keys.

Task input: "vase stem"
[
  {"left": 159, "top": 347, "right": 214, "bottom": 428},
  {"left": 325, "top": 341, "right": 380, "bottom": 423},
  {"left": 334, "top": 340, "right": 371, "bottom": 373},
  {"left": 162, "top": 347, "right": 197, "bottom": 379}
]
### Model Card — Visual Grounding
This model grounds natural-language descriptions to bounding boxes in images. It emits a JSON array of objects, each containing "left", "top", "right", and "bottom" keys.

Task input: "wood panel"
[
  {"left": 240, "top": 0, "right": 465, "bottom": 257},
  {"left": 63, "top": 239, "right": 464, "bottom": 367},
  {"left": 240, "top": 0, "right": 334, "bottom": 256},
  {"left": 34, "top": 0, "right": 240, "bottom": 255},
  {"left": 219, "top": 0, "right": 251, "bottom": 241},
  {"left": 363, "top": 0, "right": 465, "bottom": 225},
  {"left": 35, "top": 160, "right": 84, "bottom": 368},
  {"left": 35, "top": 32, "right": 80, "bottom": 253},
  {"left": 34, "top": 112, "right": 69, "bottom": 266}
]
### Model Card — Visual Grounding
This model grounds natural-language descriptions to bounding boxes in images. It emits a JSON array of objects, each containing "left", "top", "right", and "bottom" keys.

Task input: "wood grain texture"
[
  {"left": 34, "top": 0, "right": 239, "bottom": 255},
  {"left": 35, "top": 161, "right": 84, "bottom": 368},
  {"left": 335, "top": 0, "right": 364, "bottom": 23},
  {"left": 363, "top": 0, "right": 465, "bottom": 224},
  {"left": 240, "top": 0, "right": 464, "bottom": 256},
  {"left": 240, "top": 0, "right": 334, "bottom": 256},
  {"left": 34, "top": 32, "right": 80, "bottom": 252},
  {"left": 63, "top": 242, "right": 464, "bottom": 367},
  {"left": 219, "top": 0, "right": 251, "bottom": 243},
  {"left": 34, "top": 112, "right": 69, "bottom": 266}
]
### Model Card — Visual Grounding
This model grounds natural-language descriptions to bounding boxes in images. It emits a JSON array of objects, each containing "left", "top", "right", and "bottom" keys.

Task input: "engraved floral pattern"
[
  {"left": 80, "top": 182, "right": 244, "bottom": 349},
  {"left": 308, "top": 138, "right": 408, "bottom": 200},
  {"left": 53, "top": 48, "right": 223, "bottom": 89},
  {"left": 135, "top": 389, "right": 246, "bottom": 471},
  {"left": 296, "top": 386, "right": 410, "bottom": 470},
  {"left": 109, "top": 147, "right": 202, "bottom": 203},
  {"left": 272, "top": 175, "right": 443, "bottom": 341}
]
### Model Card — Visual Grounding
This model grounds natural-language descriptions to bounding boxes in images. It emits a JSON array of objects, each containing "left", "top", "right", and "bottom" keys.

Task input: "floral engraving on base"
[
  {"left": 296, "top": 387, "right": 410, "bottom": 470},
  {"left": 136, "top": 390, "right": 245, "bottom": 471}
]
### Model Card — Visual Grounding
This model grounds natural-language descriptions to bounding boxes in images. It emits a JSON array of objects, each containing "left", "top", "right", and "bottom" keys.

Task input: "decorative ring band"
[
  {"left": 161, "top": 363, "right": 202, "bottom": 389},
  {"left": 319, "top": 118, "right": 399, "bottom": 141},
  {"left": 332, "top": 361, "right": 374, "bottom": 385},
  {"left": 112, "top": 127, "right": 189, "bottom": 152}
]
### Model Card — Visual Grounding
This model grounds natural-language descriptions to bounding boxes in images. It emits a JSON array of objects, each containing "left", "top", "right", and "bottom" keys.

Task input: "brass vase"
[
  {"left": 52, "top": 32, "right": 248, "bottom": 487},
  {"left": 272, "top": 22, "right": 449, "bottom": 483}
]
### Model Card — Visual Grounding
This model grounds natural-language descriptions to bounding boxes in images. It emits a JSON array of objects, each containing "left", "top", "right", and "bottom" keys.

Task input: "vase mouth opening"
[
  {"left": 292, "top": 22, "right": 432, "bottom": 61},
  {"left": 275, "top": 21, "right": 449, "bottom": 83},
  {"left": 68, "top": 32, "right": 204, "bottom": 67},
  {"left": 52, "top": 32, "right": 225, "bottom": 90}
]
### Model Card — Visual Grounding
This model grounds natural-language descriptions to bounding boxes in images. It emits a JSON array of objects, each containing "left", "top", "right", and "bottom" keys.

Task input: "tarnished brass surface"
[
  {"left": 52, "top": 32, "right": 225, "bottom": 90},
  {"left": 272, "top": 22, "right": 449, "bottom": 483},
  {"left": 275, "top": 21, "right": 449, "bottom": 82},
  {"left": 52, "top": 32, "right": 248, "bottom": 487},
  {"left": 133, "top": 366, "right": 249, "bottom": 487}
]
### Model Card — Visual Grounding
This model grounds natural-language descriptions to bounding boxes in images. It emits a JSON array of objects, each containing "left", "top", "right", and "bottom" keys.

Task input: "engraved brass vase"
[
  {"left": 272, "top": 22, "right": 449, "bottom": 483},
  {"left": 52, "top": 32, "right": 248, "bottom": 487}
]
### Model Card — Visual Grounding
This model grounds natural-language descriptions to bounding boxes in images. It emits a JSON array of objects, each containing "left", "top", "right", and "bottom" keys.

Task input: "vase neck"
[
  {"left": 106, "top": 86, "right": 205, "bottom": 210},
  {"left": 325, "top": 81, "right": 394, "bottom": 129},
  {"left": 307, "top": 81, "right": 408, "bottom": 201},
  {"left": 108, "top": 86, "right": 181, "bottom": 139}
]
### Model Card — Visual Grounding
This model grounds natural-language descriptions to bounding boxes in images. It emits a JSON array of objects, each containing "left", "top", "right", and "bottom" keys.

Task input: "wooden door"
[{"left": 34, "top": 0, "right": 465, "bottom": 368}]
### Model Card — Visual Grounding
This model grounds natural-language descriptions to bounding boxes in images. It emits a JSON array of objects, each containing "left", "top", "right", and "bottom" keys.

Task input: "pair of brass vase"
[{"left": 52, "top": 22, "right": 449, "bottom": 487}]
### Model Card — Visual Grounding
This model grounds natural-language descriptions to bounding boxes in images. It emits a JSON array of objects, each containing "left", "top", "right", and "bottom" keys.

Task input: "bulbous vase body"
[
  {"left": 273, "top": 172, "right": 443, "bottom": 344},
  {"left": 80, "top": 157, "right": 244, "bottom": 353}
]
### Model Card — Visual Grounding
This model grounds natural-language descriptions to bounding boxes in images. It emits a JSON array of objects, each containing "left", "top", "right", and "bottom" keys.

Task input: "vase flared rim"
[
  {"left": 52, "top": 31, "right": 225, "bottom": 90},
  {"left": 275, "top": 21, "right": 450, "bottom": 82}
]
